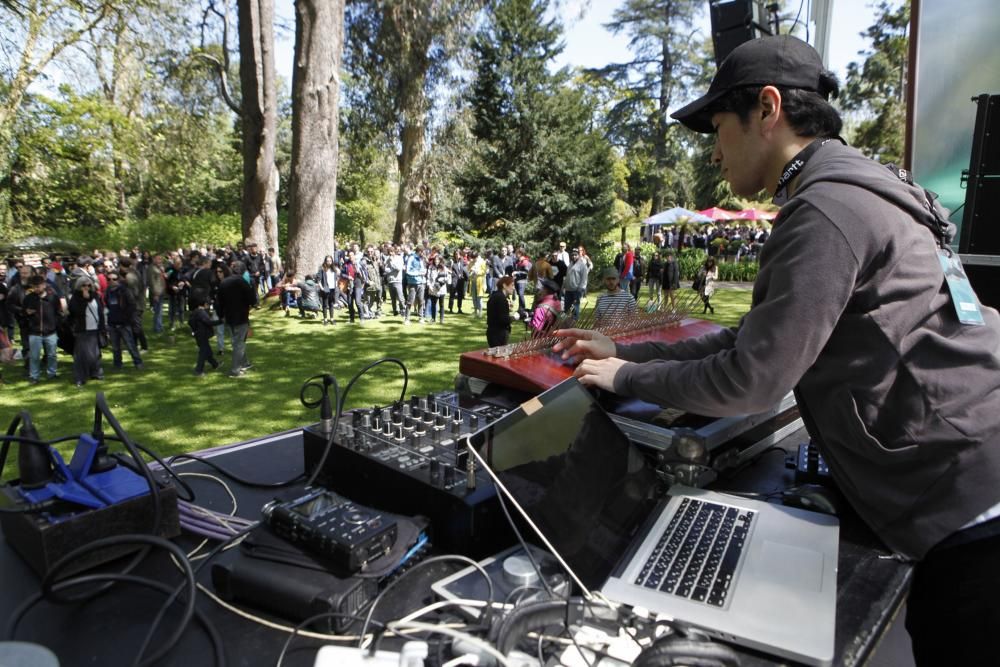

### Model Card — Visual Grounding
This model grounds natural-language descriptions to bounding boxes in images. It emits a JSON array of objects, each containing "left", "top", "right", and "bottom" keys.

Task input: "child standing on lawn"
[{"left": 189, "top": 298, "right": 221, "bottom": 376}]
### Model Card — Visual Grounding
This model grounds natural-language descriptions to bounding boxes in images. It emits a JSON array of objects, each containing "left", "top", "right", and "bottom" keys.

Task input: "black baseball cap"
[{"left": 671, "top": 35, "right": 837, "bottom": 134}]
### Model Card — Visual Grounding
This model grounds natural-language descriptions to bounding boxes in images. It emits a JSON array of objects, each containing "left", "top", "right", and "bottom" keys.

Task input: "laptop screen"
[{"left": 470, "top": 379, "right": 660, "bottom": 589}]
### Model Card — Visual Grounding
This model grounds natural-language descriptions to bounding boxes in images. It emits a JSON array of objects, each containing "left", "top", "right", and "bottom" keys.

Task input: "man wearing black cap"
[{"left": 555, "top": 35, "right": 1000, "bottom": 664}]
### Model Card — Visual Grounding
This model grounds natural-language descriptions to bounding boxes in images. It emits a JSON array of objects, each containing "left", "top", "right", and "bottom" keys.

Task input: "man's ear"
[{"left": 759, "top": 86, "right": 782, "bottom": 131}]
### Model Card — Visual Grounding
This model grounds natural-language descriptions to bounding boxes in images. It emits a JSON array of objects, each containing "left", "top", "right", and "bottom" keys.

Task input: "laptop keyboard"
[{"left": 634, "top": 497, "right": 755, "bottom": 607}]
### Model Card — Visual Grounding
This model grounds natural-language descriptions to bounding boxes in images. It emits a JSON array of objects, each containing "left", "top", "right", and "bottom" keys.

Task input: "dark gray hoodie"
[{"left": 612, "top": 141, "right": 1000, "bottom": 560}]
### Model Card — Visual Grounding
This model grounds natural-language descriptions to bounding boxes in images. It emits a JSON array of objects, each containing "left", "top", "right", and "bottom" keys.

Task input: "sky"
[
  {"left": 550, "top": 0, "right": 875, "bottom": 79},
  {"left": 273, "top": 0, "right": 878, "bottom": 105}
]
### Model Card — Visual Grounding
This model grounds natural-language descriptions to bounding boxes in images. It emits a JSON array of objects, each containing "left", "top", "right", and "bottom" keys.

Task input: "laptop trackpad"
[{"left": 757, "top": 541, "right": 824, "bottom": 592}]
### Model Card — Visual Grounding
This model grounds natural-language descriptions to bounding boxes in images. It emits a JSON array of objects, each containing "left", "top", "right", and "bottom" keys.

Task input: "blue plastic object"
[{"left": 16, "top": 435, "right": 149, "bottom": 517}]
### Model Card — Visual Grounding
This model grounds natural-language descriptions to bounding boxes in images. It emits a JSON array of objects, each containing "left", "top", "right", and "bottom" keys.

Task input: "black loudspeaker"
[
  {"left": 711, "top": 0, "right": 756, "bottom": 65},
  {"left": 959, "top": 94, "right": 1000, "bottom": 255}
]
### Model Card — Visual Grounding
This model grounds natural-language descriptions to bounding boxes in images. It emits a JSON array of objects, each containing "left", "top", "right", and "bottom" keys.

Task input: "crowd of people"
[
  {"left": 0, "top": 243, "right": 269, "bottom": 384},
  {"left": 0, "top": 237, "right": 725, "bottom": 384},
  {"left": 651, "top": 222, "right": 770, "bottom": 258}
]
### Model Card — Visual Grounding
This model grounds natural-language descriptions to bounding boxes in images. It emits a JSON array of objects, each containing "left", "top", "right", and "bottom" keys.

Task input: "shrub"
[
  {"left": 45, "top": 213, "right": 242, "bottom": 254},
  {"left": 678, "top": 248, "right": 707, "bottom": 279}
]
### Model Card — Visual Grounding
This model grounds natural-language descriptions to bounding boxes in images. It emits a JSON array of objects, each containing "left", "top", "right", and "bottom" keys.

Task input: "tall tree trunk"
[
  {"left": 652, "top": 1, "right": 676, "bottom": 213},
  {"left": 287, "top": 0, "right": 345, "bottom": 278},
  {"left": 393, "top": 117, "right": 428, "bottom": 244},
  {"left": 238, "top": 0, "right": 279, "bottom": 249}
]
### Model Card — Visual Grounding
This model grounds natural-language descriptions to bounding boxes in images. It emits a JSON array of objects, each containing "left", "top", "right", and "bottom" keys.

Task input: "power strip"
[{"left": 313, "top": 642, "right": 427, "bottom": 667}]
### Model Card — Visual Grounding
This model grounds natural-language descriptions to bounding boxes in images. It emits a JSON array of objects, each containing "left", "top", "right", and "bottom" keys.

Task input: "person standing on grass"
[
  {"left": 318, "top": 255, "right": 338, "bottom": 325},
  {"left": 486, "top": 276, "right": 520, "bottom": 347},
  {"left": 449, "top": 249, "right": 468, "bottom": 314},
  {"left": 218, "top": 260, "right": 257, "bottom": 377},
  {"left": 67, "top": 277, "right": 105, "bottom": 387},
  {"left": 562, "top": 249, "right": 589, "bottom": 319},
  {"left": 629, "top": 247, "right": 644, "bottom": 302},
  {"left": 697, "top": 257, "right": 718, "bottom": 314},
  {"left": 646, "top": 252, "right": 663, "bottom": 305},
  {"left": 403, "top": 246, "right": 427, "bottom": 325},
  {"left": 467, "top": 251, "right": 488, "bottom": 317},
  {"left": 147, "top": 254, "right": 167, "bottom": 333},
  {"left": 120, "top": 258, "right": 148, "bottom": 352},
  {"left": 385, "top": 246, "right": 406, "bottom": 318},
  {"left": 662, "top": 251, "right": 680, "bottom": 307},
  {"left": 166, "top": 255, "right": 188, "bottom": 330},
  {"left": 22, "top": 275, "right": 62, "bottom": 384},
  {"left": 188, "top": 297, "right": 221, "bottom": 376},
  {"left": 105, "top": 271, "right": 144, "bottom": 372}
]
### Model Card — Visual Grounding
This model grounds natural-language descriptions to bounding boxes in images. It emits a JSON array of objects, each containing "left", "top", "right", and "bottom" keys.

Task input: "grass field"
[{"left": 1, "top": 286, "right": 752, "bottom": 464}]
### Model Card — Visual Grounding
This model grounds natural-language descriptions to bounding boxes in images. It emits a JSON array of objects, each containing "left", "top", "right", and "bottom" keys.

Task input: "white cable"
[
  {"left": 197, "top": 582, "right": 363, "bottom": 641},
  {"left": 442, "top": 655, "right": 481, "bottom": 667},
  {"left": 178, "top": 472, "right": 244, "bottom": 559},
  {"left": 397, "top": 598, "right": 511, "bottom": 624},
  {"left": 199, "top": 582, "right": 467, "bottom": 644},
  {"left": 178, "top": 471, "right": 240, "bottom": 514},
  {"left": 386, "top": 621, "right": 510, "bottom": 667}
]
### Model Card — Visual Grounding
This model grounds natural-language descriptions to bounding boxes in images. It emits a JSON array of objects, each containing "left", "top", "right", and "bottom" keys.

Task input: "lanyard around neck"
[{"left": 774, "top": 136, "right": 845, "bottom": 201}]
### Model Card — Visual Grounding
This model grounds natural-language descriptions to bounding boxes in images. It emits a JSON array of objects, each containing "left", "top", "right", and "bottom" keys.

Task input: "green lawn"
[{"left": 1, "top": 287, "right": 751, "bottom": 463}]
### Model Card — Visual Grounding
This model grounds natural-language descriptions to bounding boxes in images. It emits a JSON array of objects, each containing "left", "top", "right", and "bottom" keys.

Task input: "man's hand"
[
  {"left": 552, "top": 328, "right": 616, "bottom": 363},
  {"left": 573, "top": 357, "right": 628, "bottom": 392}
]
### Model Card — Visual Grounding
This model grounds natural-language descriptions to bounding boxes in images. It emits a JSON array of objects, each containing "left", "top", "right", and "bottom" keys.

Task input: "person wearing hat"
[
  {"left": 593, "top": 267, "right": 636, "bottom": 322},
  {"left": 67, "top": 276, "right": 105, "bottom": 386},
  {"left": 528, "top": 278, "right": 562, "bottom": 337},
  {"left": 555, "top": 35, "right": 1000, "bottom": 664}
]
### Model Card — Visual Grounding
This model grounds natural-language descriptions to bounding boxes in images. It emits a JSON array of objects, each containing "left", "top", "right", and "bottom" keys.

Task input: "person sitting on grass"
[
  {"left": 188, "top": 297, "right": 221, "bottom": 376},
  {"left": 278, "top": 273, "right": 299, "bottom": 317},
  {"left": 295, "top": 274, "right": 322, "bottom": 319}
]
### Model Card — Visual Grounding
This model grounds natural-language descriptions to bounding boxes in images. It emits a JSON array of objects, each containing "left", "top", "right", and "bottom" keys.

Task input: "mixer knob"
[
  {"left": 404, "top": 416, "right": 415, "bottom": 431},
  {"left": 435, "top": 414, "right": 446, "bottom": 430},
  {"left": 418, "top": 397, "right": 428, "bottom": 412},
  {"left": 383, "top": 421, "right": 393, "bottom": 436},
  {"left": 395, "top": 426, "right": 405, "bottom": 442},
  {"left": 429, "top": 459, "right": 441, "bottom": 485},
  {"left": 469, "top": 413, "right": 480, "bottom": 430},
  {"left": 402, "top": 404, "right": 411, "bottom": 418}
]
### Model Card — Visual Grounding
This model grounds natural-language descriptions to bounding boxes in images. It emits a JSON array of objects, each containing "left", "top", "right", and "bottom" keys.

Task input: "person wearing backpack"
[{"left": 555, "top": 35, "right": 1000, "bottom": 664}]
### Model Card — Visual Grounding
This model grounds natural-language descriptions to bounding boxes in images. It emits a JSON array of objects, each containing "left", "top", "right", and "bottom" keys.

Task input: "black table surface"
[{"left": 0, "top": 425, "right": 911, "bottom": 667}]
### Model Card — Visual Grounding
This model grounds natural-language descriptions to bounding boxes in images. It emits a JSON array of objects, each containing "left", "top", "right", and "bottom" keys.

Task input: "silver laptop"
[{"left": 468, "top": 378, "right": 838, "bottom": 666}]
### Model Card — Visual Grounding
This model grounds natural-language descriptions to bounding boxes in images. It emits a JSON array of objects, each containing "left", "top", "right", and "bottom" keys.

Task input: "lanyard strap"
[{"left": 774, "top": 136, "right": 849, "bottom": 200}]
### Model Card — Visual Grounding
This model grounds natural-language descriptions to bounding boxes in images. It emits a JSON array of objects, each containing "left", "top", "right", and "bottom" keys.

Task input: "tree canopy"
[{"left": 0, "top": 0, "right": 909, "bottom": 254}]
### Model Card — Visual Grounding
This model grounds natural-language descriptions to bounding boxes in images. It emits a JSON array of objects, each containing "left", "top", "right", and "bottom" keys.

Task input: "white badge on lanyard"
[{"left": 938, "top": 250, "right": 984, "bottom": 326}]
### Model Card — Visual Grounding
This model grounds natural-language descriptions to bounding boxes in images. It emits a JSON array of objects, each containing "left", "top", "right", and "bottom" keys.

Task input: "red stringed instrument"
[{"left": 459, "top": 318, "right": 724, "bottom": 394}]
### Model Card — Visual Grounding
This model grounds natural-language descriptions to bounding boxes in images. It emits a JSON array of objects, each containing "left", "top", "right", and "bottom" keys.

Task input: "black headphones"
[{"left": 632, "top": 634, "right": 742, "bottom": 667}]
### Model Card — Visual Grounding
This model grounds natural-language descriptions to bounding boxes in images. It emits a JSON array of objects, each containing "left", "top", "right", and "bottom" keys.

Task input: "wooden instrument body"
[{"left": 459, "top": 318, "right": 725, "bottom": 394}]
